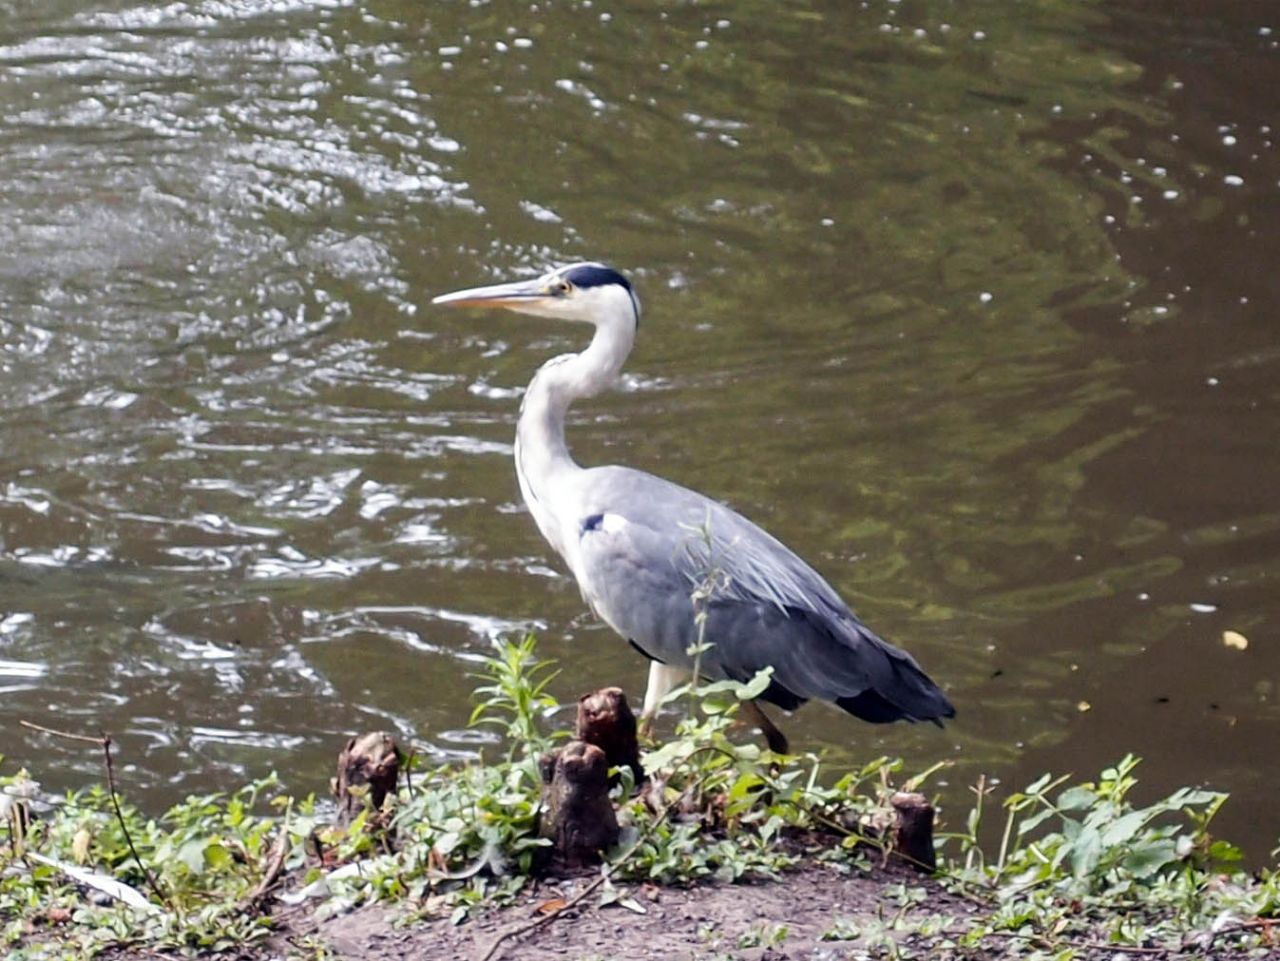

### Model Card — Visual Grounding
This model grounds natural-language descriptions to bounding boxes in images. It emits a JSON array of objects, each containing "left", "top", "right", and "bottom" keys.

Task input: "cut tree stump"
[
  {"left": 890, "top": 791, "right": 936, "bottom": 872},
  {"left": 574, "top": 686, "right": 644, "bottom": 784},
  {"left": 332, "top": 731, "right": 400, "bottom": 827},
  {"left": 538, "top": 740, "right": 619, "bottom": 870}
]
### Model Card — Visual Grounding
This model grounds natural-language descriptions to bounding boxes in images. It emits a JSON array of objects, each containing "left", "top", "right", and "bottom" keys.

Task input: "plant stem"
[{"left": 19, "top": 719, "right": 174, "bottom": 914}]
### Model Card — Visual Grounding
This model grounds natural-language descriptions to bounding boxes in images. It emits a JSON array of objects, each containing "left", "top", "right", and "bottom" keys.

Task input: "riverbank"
[
  {"left": 220, "top": 860, "right": 1271, "bottom": 961},
  {"left": 40, "top": 835, "right": 1278, "bottom": 961},
  {"left": 4, "top": 641, "right": 1278, "bottom": 960}
]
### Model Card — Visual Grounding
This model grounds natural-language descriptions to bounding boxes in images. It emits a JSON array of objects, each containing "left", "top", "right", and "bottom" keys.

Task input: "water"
[{"left": 1, "top": 0, "right": 1277, "bottom": 856}]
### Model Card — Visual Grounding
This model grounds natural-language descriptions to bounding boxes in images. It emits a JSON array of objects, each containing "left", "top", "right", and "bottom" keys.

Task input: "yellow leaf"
[
  {"left": 1222, "top": 630, "right": 1249, "bottom": 651},
  {"left": 71, "top": 828, "right": 92, "bottom": 865},
  {"left": 1076, "top": 700, "right": 1091, "bottom": 713}
]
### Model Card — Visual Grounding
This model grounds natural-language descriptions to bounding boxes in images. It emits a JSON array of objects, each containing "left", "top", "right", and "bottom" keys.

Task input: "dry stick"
[
  {"left": 18, "top": 719, "right": 174, "bottom": 913},
  {"left": 473, "top": 764, "right": 717, "bottom": 961},
  {"left": 978, "top": 929, "right": 1172, "bottom": 956},
  {"left": 1196, "top": 918, "right": 1275, "bottom": 952},
  {"left": 99, "top": 734, "right": 174, "bottom": 913},
  {"left": 240, "top": 798, "right": 293, "bottom": 911},
  {"left": 18, "top": 719, "right": 104, "bottom": 746},
  {"left": 241, "top": 823, "right": 291, "bottom": 910},
  {"left": 929, "top": 920, "right": 1269, "bottom": 960},
  {"left": 1080, "top": 942, "right": 1174, "bottom": 956}
]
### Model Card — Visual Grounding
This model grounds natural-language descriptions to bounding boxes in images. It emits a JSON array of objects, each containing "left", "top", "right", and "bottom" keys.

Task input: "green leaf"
[
  {"left": 1166, "top": 787, "right": 1224, "bottom": 808},
  {"left": 1099, "top": 810, "right": 1149, "bottom": 849},
  {"left": 1208, "top": 839, "right": 1243, "bottom": 864},
  {"left": 1070, "top": 825, "right": 1102, "bottom": 878},
  {"left": 1015, "top": 806, "right": 1057, "bottom": 837},
  {"left": 178, "top": 838, "right": 209, "bottom": 874},
  {"left": 203, "top": 841, "right": 233, "bottom": 871},
  {"left": 1056, "top": 786, "right": 1098, "bottom": 812},
  {"left": 1121, "top": 839, "right": 1179, "bottom": 878}
]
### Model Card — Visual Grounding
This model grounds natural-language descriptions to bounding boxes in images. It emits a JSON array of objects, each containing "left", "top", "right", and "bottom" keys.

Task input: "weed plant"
[{"left": 1, "top": 635, "right": 1278, "bottom": 960}]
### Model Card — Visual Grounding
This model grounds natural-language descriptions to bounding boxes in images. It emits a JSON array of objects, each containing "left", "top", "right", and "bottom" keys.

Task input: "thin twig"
[
  {"left": 1081, "top": 942, "right": 1172, "bottom": 956},
  {"left": 472, "top": 864, "right": 605, "bottom": 961},
  {"left": 474, "top": 764, "right": 717, "bottom": 961},
  {"left": 20, "top": 719, "right": 174, "bottom": 913},
  {"left": 19, "top": 719, "right": 105, "bottom": 745},
  {"left": 960, "top": 916, "right": 1279, "bottom": 959},
  {"left": 977, "top": 926, "right": 1188, "bottom": 956},
  {"left": 239, "top": 798, "right": 293, "bottom": 911},
  {"left": 1195, "top": 918, "right": 1275, "bottom": 951},
  {"left": 100, "top": 734, "right": 174, "bottom": 913}
]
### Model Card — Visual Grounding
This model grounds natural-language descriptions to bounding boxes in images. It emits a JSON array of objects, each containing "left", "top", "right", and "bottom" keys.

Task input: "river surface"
[{"left": 1, "top": 0, "right": 1277, "bottom": 857}]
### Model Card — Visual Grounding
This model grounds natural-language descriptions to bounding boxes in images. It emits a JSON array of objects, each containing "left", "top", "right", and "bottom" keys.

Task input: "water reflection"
[{"left": 0, "top": 0, "right": 1276, "bottom": 855}]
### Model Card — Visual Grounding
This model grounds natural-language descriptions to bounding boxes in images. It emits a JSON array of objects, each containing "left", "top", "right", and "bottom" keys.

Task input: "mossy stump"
[
  {"left": 575, "top": 685, "right": 644, "bottom": 784},
  {"left": 332, "top": 731, "right": 400, "bottom": 827},
  {"left": 891, "top": 791, "right": 936, "bottom": 872},
  {"left": 538, "top": 740, "right": 620, "bottom": 870}
]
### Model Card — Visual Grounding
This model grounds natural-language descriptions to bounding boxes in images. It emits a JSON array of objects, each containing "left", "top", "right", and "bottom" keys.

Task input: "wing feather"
[{"left": 569, "top": 466, "right": 954, "bottom": 723}]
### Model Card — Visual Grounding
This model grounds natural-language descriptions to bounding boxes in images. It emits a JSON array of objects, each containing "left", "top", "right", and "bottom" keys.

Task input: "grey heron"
[{"left": 433, "top": 262, "right": 955, "bottom": 752}]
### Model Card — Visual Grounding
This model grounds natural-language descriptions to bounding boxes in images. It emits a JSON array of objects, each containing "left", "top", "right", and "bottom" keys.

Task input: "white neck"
[{"left": 515, "top": 313, "right": 636, "bottom": 557}]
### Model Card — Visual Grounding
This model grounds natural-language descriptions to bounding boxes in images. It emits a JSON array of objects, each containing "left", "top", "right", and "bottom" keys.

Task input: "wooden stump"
[
  {"left": 575, "top": 686, "right": 644, "bottom": 784},
  {"left": 332, "top": 731, "right": 400, "bottom": 827},
  {"left": 890, "top": 791, "right": 936, "bottom": 872},
  {"left": 538, "top": 740, "right": 619, "bottom": 870}
]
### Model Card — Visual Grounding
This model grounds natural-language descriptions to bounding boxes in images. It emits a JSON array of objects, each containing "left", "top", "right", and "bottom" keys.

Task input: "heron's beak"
[{"left": 431, "top": 277, "right": 552, "bottom": 311}]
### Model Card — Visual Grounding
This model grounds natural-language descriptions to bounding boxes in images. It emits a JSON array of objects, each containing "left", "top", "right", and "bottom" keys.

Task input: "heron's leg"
[
  {"left": 742, "top": 699, "right": 790, "bottom": 755},
  {"left": 639, "top": 661, "right": 689, "bottom": 738}
]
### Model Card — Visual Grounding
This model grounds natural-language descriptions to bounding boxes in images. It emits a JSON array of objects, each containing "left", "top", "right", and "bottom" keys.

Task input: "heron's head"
[{"left": 431, "top": 262, "right": 641, "bottom": 331}]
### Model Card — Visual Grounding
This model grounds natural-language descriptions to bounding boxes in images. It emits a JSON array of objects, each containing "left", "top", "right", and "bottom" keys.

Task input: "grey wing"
[{"left": 572, "top": 466, "right": 955, "bottom": 724}]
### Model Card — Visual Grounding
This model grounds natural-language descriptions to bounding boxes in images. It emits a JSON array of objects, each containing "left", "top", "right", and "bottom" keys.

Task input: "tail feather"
[{"left": 839, "top": 649, "right": 955, "bottom": 724}]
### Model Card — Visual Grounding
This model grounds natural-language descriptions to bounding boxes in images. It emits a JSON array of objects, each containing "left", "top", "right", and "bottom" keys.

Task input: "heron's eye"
[{"left": 554, "top": 280, "right": 573, "bottom": 296}]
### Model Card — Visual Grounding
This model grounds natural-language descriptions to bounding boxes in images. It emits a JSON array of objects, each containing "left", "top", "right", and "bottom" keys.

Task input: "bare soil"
[
  {"left": 265, "top": 862, "right": 975, "bottom": 961},
  {"left": 85, "top": 858, "right": 1280, "bottom": 961}
]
